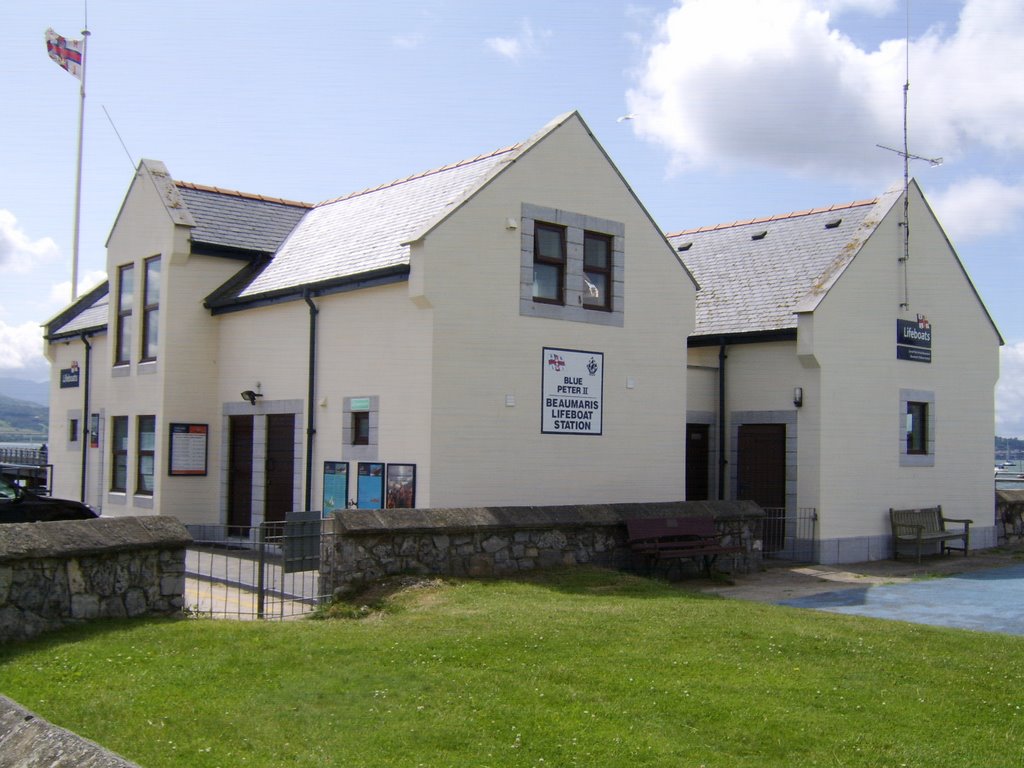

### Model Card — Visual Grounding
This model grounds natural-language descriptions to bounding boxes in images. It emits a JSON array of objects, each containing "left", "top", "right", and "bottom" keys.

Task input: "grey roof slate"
[
  {"left": 46, "top": 285, "right": 109, "bottom": 337},
  {"left": 175, "top": 183, "right": 311, "bottom": 255},
  {"left": 238, "top": 146, "right": 520, "bottom": 297},
  {"left": 667, "top": 199, "right": 884, "bottom": 338}
]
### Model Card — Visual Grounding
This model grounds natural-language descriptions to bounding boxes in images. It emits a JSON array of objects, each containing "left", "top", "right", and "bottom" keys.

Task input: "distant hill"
[
  {"left": 0, "top": 378, "right": 49, "bottom": 407},
  {"left": 0, "top": 392, "right": 48, "bottom": 441}
]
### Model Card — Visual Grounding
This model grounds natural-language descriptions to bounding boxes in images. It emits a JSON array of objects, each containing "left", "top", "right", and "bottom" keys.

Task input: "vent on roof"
[
  {"left": 751, "top": 230, "right": 768, "bottom": 241},
  {"left": 825, "top": 218, "right": 842, "bottom": 229},
  {"left": 676, "top": 242, "right": 693, "bottom": 252}
]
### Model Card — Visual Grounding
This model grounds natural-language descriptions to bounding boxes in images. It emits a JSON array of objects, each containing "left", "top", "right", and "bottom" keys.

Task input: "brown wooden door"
[
  {"left": 737, "top": 424, "right": 786, "bottom": 507},
  {"left": 738, "top": 423, "right": 787, "bottom": 552},
  {"left": 685, "top": 423, "right": 710, "bottom": 500},
  {"left": 265, "top": 414, "right": 295, "bottom": 524},
  {"left": 228, "top": 415, "right": 254, "bottom": 532}
]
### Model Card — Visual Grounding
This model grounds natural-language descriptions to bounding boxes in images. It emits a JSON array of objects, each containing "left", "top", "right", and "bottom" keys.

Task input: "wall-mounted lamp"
[
  {"left": 241, "top": 389, "right": 263, "bottom": 406},
  {"left": 506, "top": 217, "right": 519, "bottom": 230},
  {"left": 793, "top": 387, "right": 804, "bottom": 408}
]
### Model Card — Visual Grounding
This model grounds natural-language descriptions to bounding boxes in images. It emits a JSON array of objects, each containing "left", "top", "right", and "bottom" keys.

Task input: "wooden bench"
[
  {"left": 889, "top": 505, "right": 970, "bottom": 562},
  {"left": 626, "top": 516, "right": 743, "bottom": 577}
]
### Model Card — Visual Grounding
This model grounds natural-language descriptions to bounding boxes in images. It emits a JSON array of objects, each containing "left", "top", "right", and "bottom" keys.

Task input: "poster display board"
[
  {"left": 322, "top": 461, "right": 349, "bottom": 518},
  {"left": 357, "top": 462, "right": 384, "bottom": 509},
  {"left": 386, "top": 464, "right": 416, "bottom": 508},
  {"left": 541, "top": 347, "right": 604, "bottom": 435},
  {"left": 168, "top": 423, "right": 208, "bottom": 476}
]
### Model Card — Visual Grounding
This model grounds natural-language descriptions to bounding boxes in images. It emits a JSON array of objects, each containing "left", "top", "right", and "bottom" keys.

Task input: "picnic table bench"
[
  {"left": 889, "top": 505, "right": 970, "bottom": 562},
  {"left": 626, "top": 516, "right": 743, "bottom": 577}
]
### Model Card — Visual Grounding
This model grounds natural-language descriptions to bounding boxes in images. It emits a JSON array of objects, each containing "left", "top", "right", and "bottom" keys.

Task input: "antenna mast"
[{"left": 876, "top": 0, "right": 941, "bottom": 311}]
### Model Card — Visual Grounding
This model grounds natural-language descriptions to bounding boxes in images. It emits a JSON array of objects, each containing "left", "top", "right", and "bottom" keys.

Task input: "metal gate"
[
  {"left": 185, "top": 512, "right": 329, "bottom": 619},
  {"left": 761, "top": 507, "right": 818, "bottom": 563}
]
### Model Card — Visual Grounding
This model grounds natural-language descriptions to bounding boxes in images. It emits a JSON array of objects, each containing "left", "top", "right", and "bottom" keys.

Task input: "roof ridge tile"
[
  {"left": 665, "top": 197, "right": 878, "bottom": 238},
  {"left": 174, "top": 180, "right": 313, "bottom": 209}
]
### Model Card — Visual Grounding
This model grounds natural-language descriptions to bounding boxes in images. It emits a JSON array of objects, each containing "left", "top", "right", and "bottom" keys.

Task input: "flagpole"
[{"left": 70, "top": 26, "right": 89, "bottom": 302}]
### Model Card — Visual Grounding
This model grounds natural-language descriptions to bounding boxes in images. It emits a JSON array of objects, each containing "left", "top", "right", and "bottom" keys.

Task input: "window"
[
  {"left": 532, "top": 223, "right": 565, "bottom": 304},
  {"left": 583, "top": 231, "right": 612, "bottom": 311},
  {"left": 136, "top": 415, "right": 156, "bottom": 495},
  {"left": 906, "top": 401, "right": 928, "bottom": 455},
  {"left": 115, "top": 264, "right": 134, "bottom": 365},
  {"left": 520, "top": 204, "right": 624, "bottom": 327},
  {"left": 111, "top": 416, "right": 129, "bottom": 492},
  {"left": 352, "top": 411, "right": 370, "bottom": 445},
  {"left": 142, "top": 256, "right": 160, "bottom": 361},
  {"left": 69, "top": 418, "right": 79, "bottom": 442}
]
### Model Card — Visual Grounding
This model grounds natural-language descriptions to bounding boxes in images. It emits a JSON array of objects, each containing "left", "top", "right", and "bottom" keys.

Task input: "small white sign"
[{"left": 541, "top": 347, "right": 604, "bottom": 435}]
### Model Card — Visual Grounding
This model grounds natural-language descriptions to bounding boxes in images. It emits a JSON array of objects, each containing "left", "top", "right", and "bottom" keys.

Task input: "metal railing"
[
  {"left": 760, "top": 507, "right": 818, "bottom": 563},
  {"left": 185, "top": 512, "right": 330, "bottom": 620}
]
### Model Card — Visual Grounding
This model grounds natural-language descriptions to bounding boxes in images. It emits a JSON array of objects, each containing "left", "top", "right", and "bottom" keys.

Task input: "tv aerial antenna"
[{"left": 875, "top": 0, "right": 942, "bottom": 310}]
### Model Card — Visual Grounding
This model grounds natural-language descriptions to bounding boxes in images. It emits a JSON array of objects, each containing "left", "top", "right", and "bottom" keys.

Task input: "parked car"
[{"left": 0, "top": 476, "right": 98, "bottom": 523}]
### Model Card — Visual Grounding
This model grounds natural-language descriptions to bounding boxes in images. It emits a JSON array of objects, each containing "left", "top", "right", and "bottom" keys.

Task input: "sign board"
[
  {"left": 59, "top": 362, "right": 80, "bottom": 389},
  {"left": 350, "top": 397, "right": 371, "bottom": 411},
  {"left": 322, "top": 461, "right": 349, "bottom": 518},
  {"left": 897, "top": 315, "right": 932, "bottom": 364},
  {"left": 168, "top": 423, "right": 208, "bottom": 476},
  {"left": 541, "top": 347, "right": 604, "bottom": 435}
]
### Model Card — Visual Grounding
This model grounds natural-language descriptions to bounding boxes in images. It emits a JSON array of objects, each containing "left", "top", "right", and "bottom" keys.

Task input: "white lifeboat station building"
[{"left": 44, "top": 111, "right": 1002, "bottom": 564}]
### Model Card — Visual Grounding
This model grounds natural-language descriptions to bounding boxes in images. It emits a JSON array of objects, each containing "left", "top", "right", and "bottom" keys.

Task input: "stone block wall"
[
  {"left": 322, "top": 501, "right": 763, "bottom": 593},
  {"left": 0, "top": 516, "right": 192, "bottom": 644}
]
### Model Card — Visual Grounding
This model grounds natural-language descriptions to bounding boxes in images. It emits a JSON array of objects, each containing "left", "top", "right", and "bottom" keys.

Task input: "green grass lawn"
[{"left": 2, "top": 567, "right": 1023, "bottom": 767}]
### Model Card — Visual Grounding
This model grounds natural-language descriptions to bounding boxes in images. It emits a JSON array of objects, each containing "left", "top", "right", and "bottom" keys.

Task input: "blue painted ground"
[{"left": 779, "top": 564, "right": 1024, "bottom": 635}]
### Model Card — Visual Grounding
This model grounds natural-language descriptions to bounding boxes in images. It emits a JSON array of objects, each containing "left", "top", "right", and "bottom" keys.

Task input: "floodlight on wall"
[
  {"left": 241, "top": 390, "right": 263, "bottom": 406},
  {"left": 793, "top": 387, "right": 804, "bottom": 408}
]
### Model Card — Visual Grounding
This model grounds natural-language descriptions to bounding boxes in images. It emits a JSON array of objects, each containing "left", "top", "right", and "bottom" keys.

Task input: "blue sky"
[{"left": 2, "top": 0, "right": 1022, "bottom": 436}]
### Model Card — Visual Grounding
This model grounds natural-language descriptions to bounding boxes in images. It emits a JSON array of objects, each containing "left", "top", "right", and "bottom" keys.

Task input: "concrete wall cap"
[{"left": 0, "top": 516, "right": 192, "bottom": 563}]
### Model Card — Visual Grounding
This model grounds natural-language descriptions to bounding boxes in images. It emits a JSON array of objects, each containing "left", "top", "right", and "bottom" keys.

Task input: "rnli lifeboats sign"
[
  {"left": 542, "top": 347, "right": 604, "bottom": 435},
  {"left": 897, "top": 315, "right": 932, "bottom": 363}
]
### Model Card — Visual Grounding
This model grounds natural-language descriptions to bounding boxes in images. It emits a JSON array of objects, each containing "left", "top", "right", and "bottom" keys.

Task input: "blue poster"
[
  {"left": 357, "top": 462, "right": 384, "bottom": 509},
  {"left": 322, "top": 461, "right": 349, "bottom": 518}
]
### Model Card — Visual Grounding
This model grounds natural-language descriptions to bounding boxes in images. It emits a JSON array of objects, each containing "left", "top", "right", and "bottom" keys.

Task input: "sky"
[{"left": 2, "top": 0, "right": 1022, "bottom": 436}]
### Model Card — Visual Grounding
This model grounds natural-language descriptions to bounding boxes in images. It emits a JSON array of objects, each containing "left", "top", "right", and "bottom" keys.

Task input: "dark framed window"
[
  {"left": 532, "top": 223, "right": 565, "bottom": 304},
  {"left": 69, "top": 418, "right": 79, "bottom": 442},
  {"left": 111, "top": 416, "right": 129, "bottom": 492},
  {"left": 115, "top": 264, "right": 134, "bottom": 365},
  {"left": 906, "top": 401, "right": 928, "bottom": 455},
  {"left": 583, "top": 231, "right": 612, "bottom": 311},
  {"left": 142, "top": 256, "right": 160, "bottom": 361},
  {"left": 136, "top": 415, "right": 156, "bottom": 495},
  {"left": 352, "top": 411, "right": 370, "bottom": 445}
]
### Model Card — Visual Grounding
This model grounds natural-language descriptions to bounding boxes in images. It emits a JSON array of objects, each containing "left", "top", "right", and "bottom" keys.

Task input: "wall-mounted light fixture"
[
  {"left": 793, "top": 386, "right": 804, "bottom": 408},
  {"left": 241, "top": 389, "right": 263, "bottom": 406},
  {"left": 506, "top": 217, "right": 519, "bottom": 230}
]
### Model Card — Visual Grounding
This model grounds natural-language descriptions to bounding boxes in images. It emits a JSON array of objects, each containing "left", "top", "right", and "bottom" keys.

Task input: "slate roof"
[
  {"left": 44, "top": 283, "right": 109, "bottom": 339},
  {"left": 237, "top": 145, "right": 521, "bottom": 298},
  {"left": 666, "top": 197, "right": 888, "bottom": 338},
  {"left": 175, "top": 182, "right": 311, "bottom": 256}
]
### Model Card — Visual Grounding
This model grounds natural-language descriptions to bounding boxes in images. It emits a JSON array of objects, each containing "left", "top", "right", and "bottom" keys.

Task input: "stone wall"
[
  {"left": 0, "top": 695, "right": 142, "bottom": 768},
  {"left": 322, "top": 501, "right": 764, "bottom": 594},
  {"left": 0, "top": 516, "right": 192, "bottom": 644}
]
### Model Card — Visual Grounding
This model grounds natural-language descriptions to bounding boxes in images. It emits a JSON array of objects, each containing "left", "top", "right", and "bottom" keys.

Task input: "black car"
[{"left": 0, "top": 476, "right": 98, "bottom": 523}]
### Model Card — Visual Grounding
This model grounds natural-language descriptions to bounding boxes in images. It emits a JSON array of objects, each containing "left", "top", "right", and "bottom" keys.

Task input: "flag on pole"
[{"left": 45, "top": 28, "right": 85, "bottom": 80}]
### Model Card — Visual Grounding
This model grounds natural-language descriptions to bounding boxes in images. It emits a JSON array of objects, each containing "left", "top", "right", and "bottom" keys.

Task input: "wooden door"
[
  {"left": 685, "top": 423, "right": 710, "bottom": 500},
  {"left": 737, "top": 424, "right": 786, "bottom": 507},
  {"left": 265, "top": 414, "right": 295, "bottom": 524},
  {"left": 227, "top": 415, "right": 254, "bottom": 532}
]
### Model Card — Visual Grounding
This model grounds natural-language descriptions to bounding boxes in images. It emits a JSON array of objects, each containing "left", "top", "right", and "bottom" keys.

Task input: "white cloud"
[
  {"left": 485, "top": 20, "right": 549, "bottom": 61},
  {"left": 0, "top": 319, "right": 47, "bottom": 379},
  {"left": 0, "top": 210, "right": 60, "bottom": 274},
  {"left": 928, "top": 177, "right": 1024, "bottom": 242},
  {"left": 48, "top": 270, "right": 108, "bottom": 309},
  {"left": 391, "top": 33, "right": 424, "bottom": 50},
  {"left": 997, "top": 341, "right": 1024, "bottom": 438},
  {"left": 627, "top": 0, "right": 1024, "bottom": 179}
]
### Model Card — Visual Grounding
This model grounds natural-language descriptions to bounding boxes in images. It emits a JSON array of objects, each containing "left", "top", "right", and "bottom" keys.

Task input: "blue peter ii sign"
[{"left": 896, "top": 315, "right": 932, "bottom": 363}]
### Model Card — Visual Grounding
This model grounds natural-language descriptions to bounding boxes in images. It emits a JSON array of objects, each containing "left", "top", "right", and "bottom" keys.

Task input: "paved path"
[{"left": 699, "top": 544, "right": 1024, "bottom": 635}]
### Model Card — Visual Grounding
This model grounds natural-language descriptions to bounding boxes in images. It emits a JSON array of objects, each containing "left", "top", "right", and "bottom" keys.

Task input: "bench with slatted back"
[
  {"left": 626, "top": 516, "right": 742, "bottom": 577},
  {"left": 889, "top": 505, "right": 970, "bottom": 563}
]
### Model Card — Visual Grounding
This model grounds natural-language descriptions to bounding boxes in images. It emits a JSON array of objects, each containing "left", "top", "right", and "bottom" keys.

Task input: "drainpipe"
[
  {"left": 79, "top": 333, "right": 92, "bottom": 503},
  {"left": 717, "top": 340, "right": 727, "bottom": 500},
  {"left": 303, "top": 292, "right": 319, "bottom": 511}
]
